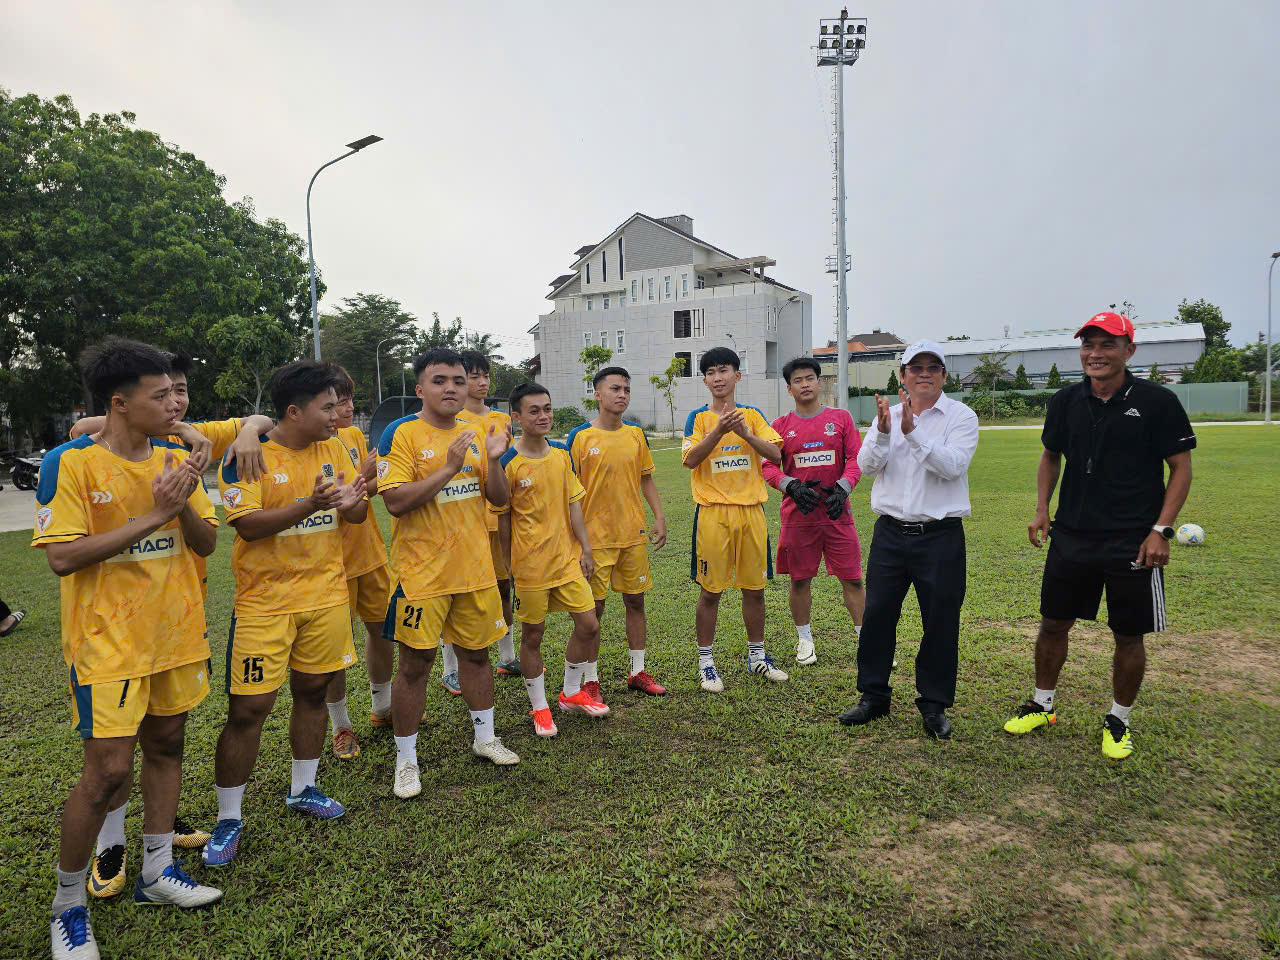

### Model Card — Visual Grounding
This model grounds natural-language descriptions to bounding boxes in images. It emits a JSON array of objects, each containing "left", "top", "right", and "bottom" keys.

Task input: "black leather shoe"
[
  {"left": 837, "top": 699, "right": 890, "bottom": 726},
  {"left": 922, "top": 711, "right": 952, "bottom": 740}
]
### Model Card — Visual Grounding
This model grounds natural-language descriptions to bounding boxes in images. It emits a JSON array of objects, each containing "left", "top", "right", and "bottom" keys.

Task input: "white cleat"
[
  {"left": 132, "top": 861, "right": 223, "bottom": 908},
  {"left": 749, "top": 654, "right": 789, "bottom": 683},
  {"left": 699, "top": 664, "right": 724, "bottom": 693},
  {"left": 393, "top": 758, "right": 422, "bottom": 799},
  {"left": 796, "top": 638, "right": 817, "bottom": 666},
  {"left": 472, "top": 737, "right": 520, "bottom": 766},
  {"left": 51, "top": 907, "right": 99, "bottom": 960}
]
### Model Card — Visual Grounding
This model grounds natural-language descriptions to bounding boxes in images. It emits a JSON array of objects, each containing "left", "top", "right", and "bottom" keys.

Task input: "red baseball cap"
[{"left": 1074, "top": 311, "right": 1136, "bottom": 340}]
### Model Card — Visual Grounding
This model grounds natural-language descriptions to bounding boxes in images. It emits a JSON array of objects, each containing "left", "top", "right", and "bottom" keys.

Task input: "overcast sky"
[{"left": 5, "top": 0, "right": 1278, "bottom": 358}]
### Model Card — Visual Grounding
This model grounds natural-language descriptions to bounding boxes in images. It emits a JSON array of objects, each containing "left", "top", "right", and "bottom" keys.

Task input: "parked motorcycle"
[{"left": 11, "top": 451, "right": 44, "bottom": 492}]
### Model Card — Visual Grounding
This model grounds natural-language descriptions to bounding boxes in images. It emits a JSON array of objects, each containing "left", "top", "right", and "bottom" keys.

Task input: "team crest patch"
[
  {"left": 322, "top": 463, "right": 335, "bottom": 478},
  {"left": 35, "top": 506, "right": 53, "bottom": 533},
  {"left": 377, "top": 460, "right": 391, "bottom": 479},
  {"left": 223, "top": 487, "right": 243, "bottom": 508},
  {"left": 824, "top": 422, "right": 837, "bottom": 435},
  {"left": 348, "top": 447, "right": 360, "bottom": 467}
]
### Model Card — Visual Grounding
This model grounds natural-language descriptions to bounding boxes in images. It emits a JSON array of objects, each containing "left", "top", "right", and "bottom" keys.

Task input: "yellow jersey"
[
  {"left": 566, "top": 420, "right": 654, "bottom": 549},
  {"left": 182, "top": 419, "right": 243, "bottom": 461},
  {"left": 493, "top": 442, "right": 586, "bottom": 590},
  {"left": 681, "top": 404, "right": 781, "bottom": 506},
  {"left": 377, "top": 414, "right": 497, "bottom": 601},
  {"left": 32, "top": 436, "right": 217, "bottom": 684},
  {"left": 456, "top": 405, "right": 511, "bottom": 532},
  {"left": 219, "top": 436, "right": 352, "bottom": 617},
  {"left": 336, "top": 425, "right": 389, "bottom": 578}
]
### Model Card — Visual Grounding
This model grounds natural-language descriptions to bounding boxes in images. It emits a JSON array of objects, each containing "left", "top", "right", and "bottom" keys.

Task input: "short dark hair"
[
  {"left": 80, "top": 337, "right": 172, "bottom": 411},
  {"left": 325, "top": 362, "right": 355, "bottom": 400},
  {"left": 699, "top": 346, "right": 740, "bottom": 374},
  {"left": 509, "top": 381, "right": 551, "bottom": 413},
  {"left": 593, "top": 365, "right": 631, "bottom": 388},
  {"left": 782, "top": 357, "right": 822, "bottom": 383},
  {"left": 460, "top": 350, "right": 490, "bottom": 375},
  {"left": 164, "top": 351, "right": 192, "bottom": 378},
  {"left": 413, "top": 348, "right": 465, "bottom": 379},
  {"left": 268, "top": 360, "right": 342, "bottom": 419}
]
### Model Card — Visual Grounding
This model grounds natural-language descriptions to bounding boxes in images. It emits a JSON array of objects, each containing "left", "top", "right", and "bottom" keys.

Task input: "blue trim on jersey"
[
  {"left": 220, "top": 456, "right": 239, "bottom": 485},
  {"left": 740, "top": 404, "right": 767, "bottom": 421},
  {"left": 382, "top": 582, "right": 406, "bottom": 643},
  {"left": 224, "top": 616, "right": 237, "bottom": 694},
  {"left": 684, "top": 406, "right": 707, "bottom": 438},
  {"left": 70, "top": 666, "right": 93, "bottom": 739},
  {"left": 153, "top": 438, "right": 186, "bottom": 452},
  {"left": 622, "top": 418, "right": 650, "bottom": 447},
  {"left": 690, "top": 505, "right": 700, "bottom": 583},
  {"left": 36, "top": 436, "right": 93, "bottom": 505},
  {"left": 377, "top": 415, "right": 418, "bottom": 457},
  {"left": 564, "top": 423, "right": 589, "bottom": 472},
  {"left": 763, "top": 505, "right": 774, "bottom": 581},
  {"left": 548, "top": 439, "right": 569, "bottom": 452},
  {"left": 499, "top": 447, "right": 519, "bottom": 469}
]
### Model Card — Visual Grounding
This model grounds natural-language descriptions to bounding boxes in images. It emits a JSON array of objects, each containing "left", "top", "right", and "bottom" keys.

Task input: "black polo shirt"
[{"left": 1043, "top": 371, "right": 1196, "bottom": 534}]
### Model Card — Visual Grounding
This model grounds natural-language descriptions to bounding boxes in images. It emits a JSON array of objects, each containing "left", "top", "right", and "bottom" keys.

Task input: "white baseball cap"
[{"left": 901, "top": 340, "right": 947, "bottom": 367}]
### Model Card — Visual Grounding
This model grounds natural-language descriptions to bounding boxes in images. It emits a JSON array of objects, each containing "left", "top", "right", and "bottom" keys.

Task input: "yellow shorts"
[
  {"left": 226, "top": 604, "right": 356, "bottom": 695},
  {"left": 70, "top": 661, "right": 209, "bottom": 740},
  {"left": 514, "top": 577, "right": 595, "bottom": 624},
  {"left": 589, "top": 544, "right": 653, "bottom": 600},
  {"left": 490, "top": 531, "right": 509, "bottom": 581},
  {"left": 691, "top": 503, "right": 773, "bottom": 593},
  {"left": 347, "top": 564, "right": 393, "bottom": 625},
  {"left": 383, "top": 583, "right": 506, "bottom": 651}
]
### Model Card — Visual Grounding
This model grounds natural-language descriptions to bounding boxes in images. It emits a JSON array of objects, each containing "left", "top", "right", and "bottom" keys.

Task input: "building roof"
[
  {"left": 573, "top": 245, "right": 596, "bottom": 257},
  {"left": 812, "top": 341, "right": 868, "bottom": 356},
  {"left": 940, "top": 322, "right": 1205, "bottom": 356},
  {"left": 850, "top": 330, "right": 905, "bottom": 347},
  {"left": 548, "top": 273, "right": 574, "bottom": 288}
]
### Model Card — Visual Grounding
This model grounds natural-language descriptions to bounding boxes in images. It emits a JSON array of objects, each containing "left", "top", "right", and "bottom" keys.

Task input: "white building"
[{"left": 531, "top": 213, "right": 812, "bottom": 430}]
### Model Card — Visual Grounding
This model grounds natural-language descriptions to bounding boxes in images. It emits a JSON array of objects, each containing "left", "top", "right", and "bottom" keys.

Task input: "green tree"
[
  {"left": 414, "top": 313, "right": 464, "bottom": 352},
  {"left": 579, "top": 345, "right": 614, "bottom": 411},
  {"left": 1046, "top": 363, "right": 1064, "bottom": 389},
  {"left": 1148, "top": 362, "right": 1170, "bottom": 385},
  {"left": 945, "top": 335, "right": 971, "bottom": 341},
  {"left": 1012, "top": 363, "right": 1031, "bottom": 390},
  {"left": 463, "top": 331, "right": 506, "bottom": 365},
  {"left": 972, "top": 350, "right": 1012, "bottom": 417},
  {"left": 208, "top": 314, "right": 302, "bottom": 413},
  {"left": 886, "top": 369, "right": 900, "bottom": 393},
  {"left": 650, "top": 355, "right": 687, "bottom": 434},
  {"left": 317, "top": 293, "right": 419, "bottom": 410},
  {"left": 943, "top": 373, "right": 963, "bottom": 393},
  {"left": 1181, "top": 348, "right": 1246, "bottom": 384},
  {"left": 1178, "top": 297, "right": 1229, "bottom": 351}
]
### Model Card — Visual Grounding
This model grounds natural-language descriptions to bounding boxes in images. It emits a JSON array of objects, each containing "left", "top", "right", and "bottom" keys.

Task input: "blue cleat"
[
  {"left": 50, "top": 905, "right": 97, "bottom": 960},
  {"left": 441, "top": 671, "right": 462, "bottom": 695},
  {"left": 285, "top": 785, "right": 345, "bottom": 820},
  {"left": 133, "top": 860, "right": 223, "bottom": 908},
  {"left": 201, "top": 819, "right": 243, "bottom": 867}
]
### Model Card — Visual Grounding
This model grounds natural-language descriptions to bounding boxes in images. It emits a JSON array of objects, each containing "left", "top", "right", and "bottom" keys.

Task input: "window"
[
  {"left": 584, "top": 377, "right": 594, "bottom": 397},
  {"left": 602, "top": 252, "right": 607, "bottom": 283},
  {"left": 767, "top": 306, "right": 778, "bottom": 334},
  {"left": 600, "top": 329, "right": 608, "bottom": 349},
  {"left": 586, "top": 263, "right": 591, "bottom": 284},
  {"left": 681, "top": 273, "right": 689, "bottom": 297},
  {"left": 618, "top": 237, "right": 624, "bottom": 275},
  {"left": 663, "top": 275, "right": 672, "bottom": 299},
  {"left": 616, "top": 330, "right": 625, "bottom": 353},
  {"left": 694, "top": 351, "right": 703, "bottom": 375},
  {"left": 692, "top": 308, "right": 705, "bottom": 338},
  {"left": 739, "top": 349, "right": 749, "bottom": 374},
  {"left": 631, "top": 279, "right": 638, "bottom": 303},
  {"left": 675, "top": 351, "right": 693, "bottom": 377},
  {"left": 603, "top": 296, "right": 610, "bottom": 310},
  {"left": 765, "top": 342, "right": 779, "bottom": 378},
  {"left": 673, "top": 310, "right": 692, "bottom": 339},
  {"left": 647, "top": 277, "right": 655, "bottom": 301},
  {"left": 696, "top": 276, "right": 706, "bottom": 290},
  {"left": 587, "top": 297, "right": 593, "bottom": 311}
]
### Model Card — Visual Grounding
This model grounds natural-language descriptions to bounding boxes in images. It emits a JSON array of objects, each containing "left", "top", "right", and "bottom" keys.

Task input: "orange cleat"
[
  {"left": 627, "top": 671, "right": 667, "bottom": 696},
  {"left": 369, "top": 711, "right": 392, "bottom": 729},
  {"left": 332, "top": 728, "right": 360, "bottom": 760},
  {"left": 530, "top": 707, "right": 558, "bottom": 737},
  {"left": 583, "top": 680, "right": 605, "bottom": 707},
  {"left": 558, "top": 688, "right": 610, "bottom": 717}
]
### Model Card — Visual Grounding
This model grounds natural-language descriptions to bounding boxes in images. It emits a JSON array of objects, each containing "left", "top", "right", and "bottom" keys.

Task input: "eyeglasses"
[{"left": 905, "top": 364, "right": 944, "bottom": 375}]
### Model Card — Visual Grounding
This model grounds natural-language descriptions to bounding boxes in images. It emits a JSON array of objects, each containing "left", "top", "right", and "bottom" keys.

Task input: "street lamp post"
[
  {"left": 775, "top": 295, "right": 801, "bottom": 414},
  {"left": 306, "top": 134, "right": 384, "bottom": 360},
  {"left": 375, "top": 336, "right": 394, "bottom": 406},
  {"left": 1267, "top": 252, "right": 1279, "bottom": 424}
]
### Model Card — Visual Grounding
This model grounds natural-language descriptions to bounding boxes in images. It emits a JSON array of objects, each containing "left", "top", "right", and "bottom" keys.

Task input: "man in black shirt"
[{"left": 1004, "top": 312, "right": 1195, "bottom": 760}]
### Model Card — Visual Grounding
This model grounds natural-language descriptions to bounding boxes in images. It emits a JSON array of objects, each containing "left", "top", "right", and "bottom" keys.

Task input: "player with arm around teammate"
[{"left": 762, "top": 357, "right": 866, "bottom": 667}]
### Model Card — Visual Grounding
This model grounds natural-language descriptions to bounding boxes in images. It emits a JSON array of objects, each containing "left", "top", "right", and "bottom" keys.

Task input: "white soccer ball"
[{"left": 1176, "top": 523, "right": 1205, "bottom": 546}]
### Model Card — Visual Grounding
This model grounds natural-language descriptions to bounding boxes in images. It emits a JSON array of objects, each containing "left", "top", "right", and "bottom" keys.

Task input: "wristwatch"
[{"left": 1152, "top": 525, "right": 1175, "bottom": 540}]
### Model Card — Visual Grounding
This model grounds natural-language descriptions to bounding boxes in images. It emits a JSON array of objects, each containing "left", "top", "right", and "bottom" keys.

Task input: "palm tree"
[{"left": 463, "top": 331, "right": 505, "bottom": 365}]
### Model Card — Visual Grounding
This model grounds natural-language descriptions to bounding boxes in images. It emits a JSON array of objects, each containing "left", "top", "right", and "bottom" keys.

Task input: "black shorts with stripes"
[{"left": 1039, "top": 526, "right": 1166, "bottom": 636}]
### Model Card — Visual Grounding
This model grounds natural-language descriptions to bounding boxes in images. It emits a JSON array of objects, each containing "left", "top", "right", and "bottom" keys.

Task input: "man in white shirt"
[{"left": 838, "top": 340, "right": 979, "bottom": 739}]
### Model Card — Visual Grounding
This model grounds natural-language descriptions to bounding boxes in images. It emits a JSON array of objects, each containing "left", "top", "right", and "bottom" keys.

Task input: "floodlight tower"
[{"left": 817, "top": 8, "right": 866, "bottom": 411}]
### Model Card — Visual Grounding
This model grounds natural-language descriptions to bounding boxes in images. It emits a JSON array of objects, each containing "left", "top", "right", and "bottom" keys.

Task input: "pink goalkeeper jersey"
[{"left": 763, "top": 407, "right": 862, "bottom": 527}]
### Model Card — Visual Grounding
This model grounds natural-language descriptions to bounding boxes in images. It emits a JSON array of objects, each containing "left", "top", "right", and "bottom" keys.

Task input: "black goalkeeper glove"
[
  {"left": 822, "top": 483, "right": 850, "bottom": 521},
  {"left": 784, "top": 479, "right": 821, "bottom": 514}
]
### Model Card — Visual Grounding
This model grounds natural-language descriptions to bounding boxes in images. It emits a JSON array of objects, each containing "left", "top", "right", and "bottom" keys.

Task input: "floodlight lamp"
[
  {"left": 345, "top": 134, "right": 383, "bottom": 151},
  {"left": 845, "top": 38, "right": 855, "bottom": 48},
  {"left": 818, "top": 38, "right": 827, "bottom": 48},
  {"left": 847, "top": 23, "right": 856, "bottom": 33},
  {"left": 820, "top": 24, "right": 828, "bottom": 33},
  {"left": 856, "top": 24, "right": 865, "bottom": 34},
  {"left": 855, "top": 38, "right": 865, "bottom": 48}
]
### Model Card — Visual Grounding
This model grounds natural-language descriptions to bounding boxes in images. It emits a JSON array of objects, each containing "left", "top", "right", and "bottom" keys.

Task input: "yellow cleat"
[
  {"left": 173, "top": 817, "right": 211, "bottom": 849},
  {"left": 1003, "top": 700, "right": 1056, "bottom": 735},
  {"left": 1101, "top": 715, "right": 1134, "bottom": 760},
  {"left": 87, "top": 844, "right": 126, "bottom": 899},
  {"left": 332, "top": 728, "right": 360, "bottom": 760}
]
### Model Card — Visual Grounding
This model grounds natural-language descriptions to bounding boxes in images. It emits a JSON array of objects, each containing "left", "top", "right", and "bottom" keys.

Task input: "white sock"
[
  {"left": 796, "top": 623, "right": 813, "bottom": 642},
  {"left": 524, "top": 672, "right": 549, "bottom": 711},
  {"left": 290, "top": 757, "right": 319, "bottom": 797},
  {"left": 140, "top": 832, "right": 174, "bottom": 883},
  {"left": 216, "top": 784, "right": 245, "bottom": 822},
  {"left": 583, "top": 660, "right": 599, "bottom": 683},
  {"left": 52, "top": 865, "right": 89, "bottom": 914},
  {"left": 1109, "top": 701, "right": 1133, "bottom": 725},
  {"left": 395, "top": 733, "right": 418, "bottom": 766},
  {"left": 747, "top": 641, "right": 765, "bottom": 662},
  {"left": 1034, "top": 688, "right": 1056, "bottom": 710},
  {"left": 855, "top": 624, "right": 862, "bottom": 636},
  {"left": 628, "top": 648, "right": 645, "bottom": 676},
  {"left": 370, "top": 681, "right": 392, "bottom": 715},
  {"left": 440, "top": 640, "right": 458, "bottom": 674},
  {"left": 471, "top": 707, "right": 494, "bottom": 745},
  {"left": 97, "top": 801, "right": 128, "bottom": 854},
  {"left": 697, "top": 645, "right": 715, "bottom": 670},
  {"left": 327, "top": 697, "right": 352, "bottom": 733},
  {"left": 498, "top": 630, "right": 516, "bottom": 663},
  {"left": 563, "top": 661, "right": 585, "bottom": 696}
]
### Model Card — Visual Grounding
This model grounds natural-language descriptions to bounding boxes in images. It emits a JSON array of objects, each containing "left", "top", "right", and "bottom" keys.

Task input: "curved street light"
[
  {"left": 306, "top": 135, "right": 384, "bottom": 360},
  {"left": 1267, "top": 252, "right": 1279, "bottom": 424}
]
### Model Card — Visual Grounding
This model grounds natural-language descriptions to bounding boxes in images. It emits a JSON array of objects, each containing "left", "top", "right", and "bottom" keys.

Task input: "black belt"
[{"left": 880, "top": 515, "right": 963, "bottom": 536}]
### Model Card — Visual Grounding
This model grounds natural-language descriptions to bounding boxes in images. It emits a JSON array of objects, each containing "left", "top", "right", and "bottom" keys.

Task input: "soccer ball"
[{"left": 1176, "top": 523, "right": 1205, "bottom": 546}]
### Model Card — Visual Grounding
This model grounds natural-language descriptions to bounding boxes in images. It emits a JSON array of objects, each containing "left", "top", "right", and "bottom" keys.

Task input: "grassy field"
[{"left": 1, "top": 427, "right": 1277, "bottom": 960}]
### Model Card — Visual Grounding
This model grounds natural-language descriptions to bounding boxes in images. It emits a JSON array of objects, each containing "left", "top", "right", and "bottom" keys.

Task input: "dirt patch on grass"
[
  {"left": 875, "top": 816, "right": 1035, "bottom": 909},
  {"left": 690, "top": 868, "right": 739, "bottom": 933},
  {"left": 1152, "top": 632, "right": 1280, "bottom": 706}
]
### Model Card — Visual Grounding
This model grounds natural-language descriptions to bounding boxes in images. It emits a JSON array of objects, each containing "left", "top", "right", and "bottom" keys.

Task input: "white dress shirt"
[{"left": 856, "top": 394, "right": 980, "bottom": 522}]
